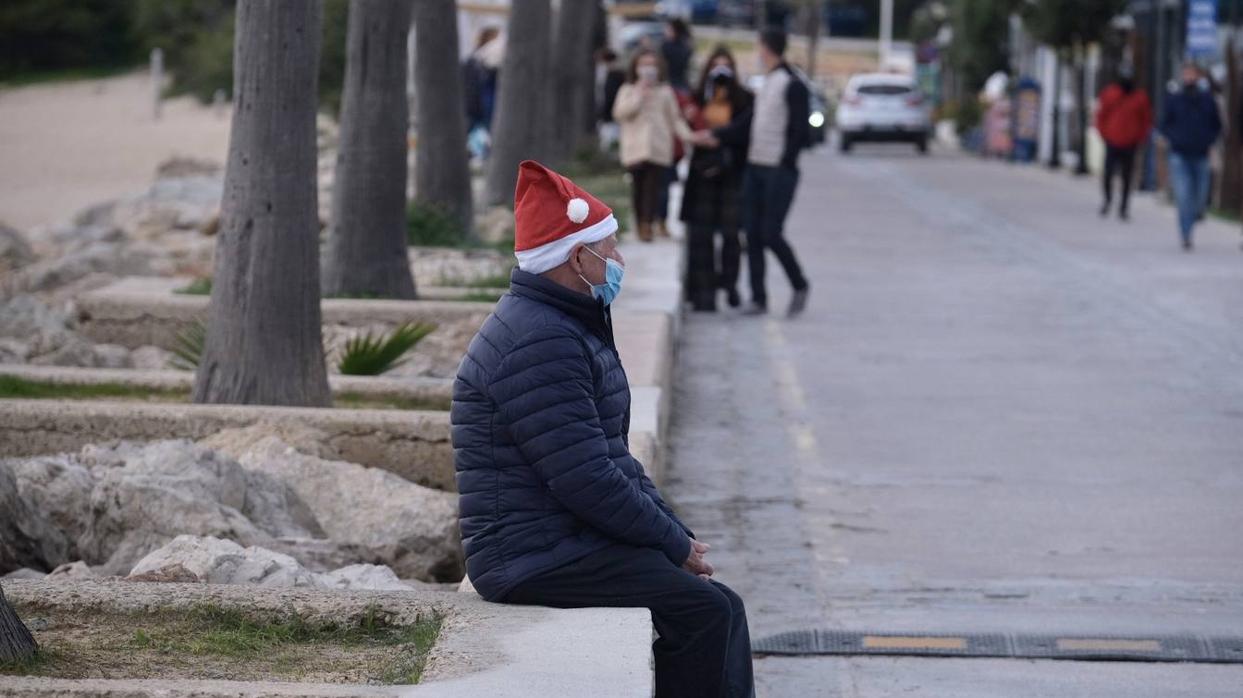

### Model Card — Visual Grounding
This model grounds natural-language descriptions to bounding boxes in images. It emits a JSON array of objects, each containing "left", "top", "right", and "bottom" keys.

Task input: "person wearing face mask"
[
  {"left": 1159, "top": 61, "right": 1221, "bottom": 250},
  {"left": 680, "top": 46, "right": 754, "bottom": 311},
  {"left": 452, "top": 160, "right": 754, "bottom": 698},
  {"left": 613, "top": 48, "right": 695, "bottom": 242}
]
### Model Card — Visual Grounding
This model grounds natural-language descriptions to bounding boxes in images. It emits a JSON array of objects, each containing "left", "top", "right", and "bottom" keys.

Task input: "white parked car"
[{"left": 835, "top": 73, "right": 931, "bottom": 154}]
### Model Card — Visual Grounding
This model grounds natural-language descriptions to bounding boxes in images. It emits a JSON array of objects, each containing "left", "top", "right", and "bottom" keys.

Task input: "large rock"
[
  {"left": 29, "top": 339, "right": 133, "bottom": 368},
  {"left": 200, "top": 422, "right": 342, "bottom": 461},
  {"left": 48, "top": 560, "right": 96, "bottom": 579},
  {"left": 0, "top": 221, "right": 36, "bottom": 273},
  {"left": 318, "top": 564, "right": 412, "bottom": 592},
  {"left": 211, "top": 431, "right": 462, "bottom": 582},
  {"left": 78, "top": 440, "right": 325, "bottom": 575},
  {"left": 5, "top": 454, "right": 95, "bottom": 556},
  {"left": 128, "top": 536, "right": 413, "bottom": 591},
  {"left": 0, "top": 295, "right": 76, "bottom": 356},
  {"left": 128, "top": 535, "right": 319, "bottom": 588},
  {"left": 6, "top": 241, "right": 152, "bottom": 296},
  {"left": 0, "top": 464, "right": 70, "bottom": 573}
]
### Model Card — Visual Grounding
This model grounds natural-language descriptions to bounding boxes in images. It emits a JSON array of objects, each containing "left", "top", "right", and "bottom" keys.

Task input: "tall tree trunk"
[
  {"left": 0, "top": 584, "right": 37, "bottom": 664},
  {"left": 324, "top": 0, "right": 418, "bottom": 299},
  {"left": 486, "top": 0, "right": 552, "bottom": 206},
  {"left": 805, "top": 1, "right": 822, "bottom": 81},
  {"left": 1221, "top": 34, "right": 1242, "bottom": 215},
  {"left": 412, "top": 0, "right": 474, "bottom": 239},
  {"left": 192, "top": 0, "right": 331, "bottom": 407},
  {"left": 550, "top": 0, "right": 600, "bottom": 164}
]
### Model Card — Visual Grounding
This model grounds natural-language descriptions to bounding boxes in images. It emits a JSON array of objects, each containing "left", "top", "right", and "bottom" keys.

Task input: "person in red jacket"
[{"left": 1096, "top": 74, "right": 1153, "bottom": 220}]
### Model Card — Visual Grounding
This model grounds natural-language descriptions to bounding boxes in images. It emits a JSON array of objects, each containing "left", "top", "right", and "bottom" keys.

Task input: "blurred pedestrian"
[
  {"left": 681, "top": 46, "right": 753, "bottom": 311},
  {"left": 613, "top": 49, "right": 694, "bottom": 243},
  {"left": 1096, "top": 72, "right": 1152, "bottom": 221},
  {"left": 704, "top": 28, "right": 810, "bottom": 316},
  {"left": 662, "top": 18, "right": 693, "bottom": 92},
  {"left": 1160, "top": 62, "right": 1221, "bottom": 251},
  {"left": 463, "top": 27, "right": 502, "bottom": 160},
  {"left": 596, "top": 48, "right": 626, "bottom": 152}
]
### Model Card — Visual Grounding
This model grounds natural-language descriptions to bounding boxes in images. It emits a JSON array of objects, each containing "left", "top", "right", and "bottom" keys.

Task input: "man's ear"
[{"left": 567, "top": 244, "right": 585, "bottom": 274}]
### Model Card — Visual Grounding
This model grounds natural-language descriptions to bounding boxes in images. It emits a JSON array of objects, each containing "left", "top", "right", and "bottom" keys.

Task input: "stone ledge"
[
  {"left": 75, "top": 277, "right": 493, "bottom": 350},
  {"left": 0, "top": 579, "right": 653, "bottom": 698},
  {"left": 0, "top": 399, "right": 455, "bottom": 491}
]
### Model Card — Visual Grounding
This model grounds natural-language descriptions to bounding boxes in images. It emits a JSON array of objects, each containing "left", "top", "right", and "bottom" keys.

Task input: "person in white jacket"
[{"left": 612, "top": 49, "right": 695, "bottom": 242}]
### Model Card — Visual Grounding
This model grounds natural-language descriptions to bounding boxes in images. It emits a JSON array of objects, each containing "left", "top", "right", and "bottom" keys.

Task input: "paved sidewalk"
[{"left": 666, "top": 146, "right": 1243, "bottom": 696}]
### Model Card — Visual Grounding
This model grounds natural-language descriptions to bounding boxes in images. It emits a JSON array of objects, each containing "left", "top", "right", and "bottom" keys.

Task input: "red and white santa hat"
[{"left": 513, "top": 160, "right": 617, "bottom": 274}]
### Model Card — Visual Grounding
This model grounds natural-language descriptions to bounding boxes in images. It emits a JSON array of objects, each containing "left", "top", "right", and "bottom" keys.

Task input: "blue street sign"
[{"left": 1186, "top": 0, "right": 1219, "bottom": 59}]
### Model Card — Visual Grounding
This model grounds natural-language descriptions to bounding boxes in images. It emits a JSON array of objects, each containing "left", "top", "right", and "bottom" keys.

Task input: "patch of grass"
[
  {"left": 378, "top": 616, "right": 442, "bottom": 685},
  {"left": 0, "top": 644, "right": 64, "bottom": 676},
  {"left": 334, "top": 391, "right": 450, "bottom": 412},
  {"left": 0, "top": 375, "right": 184, "bottom": 401},
  {"left": 0, "top": 374, "right": 451, "bottom": 411},
  {"left": 336, "top": 323, "right": 436, "bottom": 376},
  {"left": 458, "top": 291, "right": 504, "bottom": 303},
  {"left": 174, "top": 277, "right": 212, "bottom": 295},
  {"left": 1209, "top": 206, "right": 1240, "bottom": 224},
  {"left": 463, "top": 273, "right": 513, "bottom": 289}
]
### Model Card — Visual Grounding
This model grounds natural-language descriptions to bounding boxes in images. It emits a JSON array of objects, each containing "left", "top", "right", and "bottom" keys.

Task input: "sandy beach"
[{"left": 0, "top": 70, "right": 232, "bottom": 234}]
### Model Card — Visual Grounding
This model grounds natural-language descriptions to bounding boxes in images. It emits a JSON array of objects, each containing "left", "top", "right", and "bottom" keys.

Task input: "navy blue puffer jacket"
[{"left": 451, "top": 269, "right": 693, "bottom": 602}]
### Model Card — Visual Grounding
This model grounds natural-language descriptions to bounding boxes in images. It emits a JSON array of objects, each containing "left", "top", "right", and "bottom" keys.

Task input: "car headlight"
[{"left": 809, "top": 111, "right": 825, "bottom": 128}]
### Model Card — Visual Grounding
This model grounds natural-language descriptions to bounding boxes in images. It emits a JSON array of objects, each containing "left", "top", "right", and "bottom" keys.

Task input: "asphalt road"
[{"left": 665, "top": 142, "right": 1243, "bottom": 696}]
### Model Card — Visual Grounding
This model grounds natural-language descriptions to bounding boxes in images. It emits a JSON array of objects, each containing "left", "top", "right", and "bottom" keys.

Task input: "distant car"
[
  {"left": 745, "top": 66, "right": 828, "bottom": 147},
  {"left": 619, "top": 20, "right": 667, "bottom": 53},
  {"left": 835, "top": 73, "right": 931, "bottom": 154}
]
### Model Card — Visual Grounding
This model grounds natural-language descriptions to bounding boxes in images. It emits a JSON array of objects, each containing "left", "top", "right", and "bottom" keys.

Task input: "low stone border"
[
  {"left": 74, "top": 277, "right": 494, "bottom": 351},
  {"left": 0, "top": 579, "right": 652, "bottom": 698},
  {"left": 0, "top": 399, "right": 455, "bottom": 491},
  {"left": 0, "top": 364, "right": 454, "bottom": 410}
]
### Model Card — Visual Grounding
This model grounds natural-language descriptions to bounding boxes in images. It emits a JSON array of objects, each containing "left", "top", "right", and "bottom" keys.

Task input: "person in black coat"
[
  {"left": 680, "top": 46, "right": 754, "bottom": 311},
  {"left": 453, "top": 161, "right": 754, "bottom": 698}
]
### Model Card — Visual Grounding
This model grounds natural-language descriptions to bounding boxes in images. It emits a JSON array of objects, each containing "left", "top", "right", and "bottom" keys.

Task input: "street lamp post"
[{"left": 879, "top": 0, "right": 894, "bottom": 67}]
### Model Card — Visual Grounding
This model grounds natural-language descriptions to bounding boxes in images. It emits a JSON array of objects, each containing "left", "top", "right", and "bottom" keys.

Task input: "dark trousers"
[
  {"left": 505, "top": 544, "right": 755, "bottom": 698},
  {"left": 1102, "top": 145, "right": 1136, "bottom": 214},
  {"left": 687, "top": 223, "right": 742, "bottom": 309},
  {"left": 656, "top": 165, "right": 677, "bottom": 220},
  {"left": 742, "top": 164, "right": 808, "bottom": 307},
  {"left": 629, "top": 162, "right": 666, "bottom": 225}
]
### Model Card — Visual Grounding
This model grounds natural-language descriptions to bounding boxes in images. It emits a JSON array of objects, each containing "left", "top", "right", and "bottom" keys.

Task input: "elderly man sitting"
[{"left": 451, "top": 161, "right": 754, "bottom": 698}]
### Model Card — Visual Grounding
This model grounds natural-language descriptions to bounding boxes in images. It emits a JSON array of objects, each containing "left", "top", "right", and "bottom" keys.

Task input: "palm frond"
[{"left": 336, "top": 322, "right": 436, "bottom": 376}]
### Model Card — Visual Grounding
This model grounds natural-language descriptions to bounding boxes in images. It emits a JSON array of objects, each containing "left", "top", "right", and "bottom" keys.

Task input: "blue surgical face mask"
[{"left": 578, "top": 246, "right": 624, "bottom": 305}]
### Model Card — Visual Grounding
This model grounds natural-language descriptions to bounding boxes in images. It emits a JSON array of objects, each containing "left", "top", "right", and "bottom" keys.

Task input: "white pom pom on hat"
[{"left": 566, "top": 197, "right": 590, "bottom": 224}]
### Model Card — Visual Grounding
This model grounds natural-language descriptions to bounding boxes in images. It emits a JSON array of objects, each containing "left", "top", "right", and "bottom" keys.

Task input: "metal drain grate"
[{"left": 752, "top": 630, "right": 1243, "bottom": 663}]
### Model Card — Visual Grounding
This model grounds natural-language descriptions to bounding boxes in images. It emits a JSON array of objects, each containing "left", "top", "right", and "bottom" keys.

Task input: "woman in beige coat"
[{"left": 613, "top": 49, "right": 694, "bottom": 242}]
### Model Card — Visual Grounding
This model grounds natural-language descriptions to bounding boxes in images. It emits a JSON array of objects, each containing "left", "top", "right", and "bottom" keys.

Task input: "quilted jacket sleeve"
[
  {"left": 638, "top": 471, "right": 695, "bottom": 540},
  {"left": 490, "top": 326, "right": 692, "bottom": 566}
]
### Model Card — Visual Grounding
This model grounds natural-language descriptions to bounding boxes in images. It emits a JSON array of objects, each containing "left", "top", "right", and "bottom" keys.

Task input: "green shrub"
[
  {"left": 175, "top": 277, "right": 212, "bottom": 295},
  {"left": 407, "top": 203, "right": 468, "bottom": 248},
  {"left": 0, "top": 1, "right": 141, "bottom": 81},
  {"left": 336, "top": 323, "right": 436, "bottom": 376}
]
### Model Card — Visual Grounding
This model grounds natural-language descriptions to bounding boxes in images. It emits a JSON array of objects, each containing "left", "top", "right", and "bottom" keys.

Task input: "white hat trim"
[{"left": 515, "top": 214, "right": 618, "bottom": 274}]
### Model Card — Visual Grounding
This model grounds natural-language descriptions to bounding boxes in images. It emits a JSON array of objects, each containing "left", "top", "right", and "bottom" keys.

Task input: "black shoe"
[
  {"left": 787, "top": 288, "right": 809, "bottom": 317},
  {"left": 725, "top": 287, "right": 741, "bottom": 308},
  {"left": 1118, "top": 208, "right": 1129, "bottom": 222},
  {"left": 1182, "top": 239, "right": 1194, "bottom": 251},
  {"left": 1099, "top": 202, "right": 1110, "bottom": 217},
  {"left": 740, "top": 302, "right": 767, "bottom": 316}
]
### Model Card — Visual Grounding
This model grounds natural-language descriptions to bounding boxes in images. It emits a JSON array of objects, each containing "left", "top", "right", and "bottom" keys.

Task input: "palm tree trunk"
[
  {"left": 549, "top": 0, "right": 601, "bottom": 164},
  {"left": 1074, "top": 44, "right": 1089, "bottom": 176},
  {"left": 486, "top": 0, "right": 552, "bottom": 206},
  {"left": 323, "top": 0, "right": 419, "bottom": 299},
  {"left": 0, "top": 584, "right": 36, "bottom": 664},
  {"left": 192, "top": 0, "right": 331, "bottom": 407},
  {"left": 412, "top": 0, "right": 474, "bottom": 239}
]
